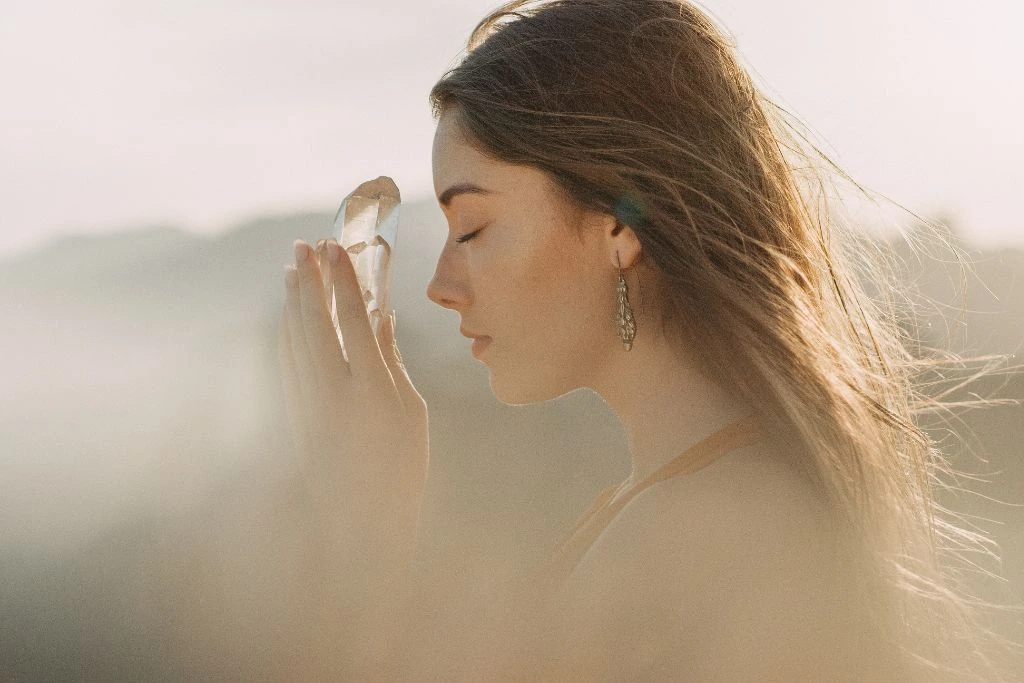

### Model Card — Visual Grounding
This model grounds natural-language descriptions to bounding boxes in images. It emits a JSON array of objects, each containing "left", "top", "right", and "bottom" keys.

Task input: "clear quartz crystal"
[{"left": 327, "top": 176, "right": 400, "bottom": 357}]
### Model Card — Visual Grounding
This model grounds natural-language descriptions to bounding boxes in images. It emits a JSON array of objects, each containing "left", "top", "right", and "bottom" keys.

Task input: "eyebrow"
[{"left": 437, "top": 182, "right": 495, "bottom": 208}]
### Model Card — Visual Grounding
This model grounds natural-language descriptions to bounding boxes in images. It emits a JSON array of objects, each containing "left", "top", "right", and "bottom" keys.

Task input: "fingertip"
[
  {"left": 327, "top": 240, "right": 341, "bottom": 263},
  {"left": 293, "top": 239, "right": 310, "bottom": 263}
]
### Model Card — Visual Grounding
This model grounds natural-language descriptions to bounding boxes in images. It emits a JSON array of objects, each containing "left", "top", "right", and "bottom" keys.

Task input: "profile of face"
[{"left": 427, "top": 110, "right": 640, "bottom": 406}]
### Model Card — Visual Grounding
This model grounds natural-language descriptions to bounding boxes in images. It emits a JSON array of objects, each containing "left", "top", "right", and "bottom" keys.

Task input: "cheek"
[
  {"left": 525, "top": 254, "right": 607, "bottom": 333},
  {"left": 515, "top": 243, "right": 571, "bottom": 304},
  {"left": 480, "top": 220, "right": 602, "bottom": 324},
  {"left": 476, "top": 229, "right": 550, "bottom": 292}
]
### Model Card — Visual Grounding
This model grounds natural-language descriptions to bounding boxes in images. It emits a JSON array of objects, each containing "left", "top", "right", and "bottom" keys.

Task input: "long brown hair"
[{"left": 429, "top": 0, "right": 1022, "bottom": 679}]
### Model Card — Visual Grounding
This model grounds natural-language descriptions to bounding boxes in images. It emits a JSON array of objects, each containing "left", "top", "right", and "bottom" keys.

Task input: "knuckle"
[
  {"left": 298, "top": 266, "right": 321, "bottom": 294},
  {"left": 299, "top": 287, "right": 320, "bottom": 315},
  {"left": 297, "top": 270, "right": 316, "bottom": 295}
]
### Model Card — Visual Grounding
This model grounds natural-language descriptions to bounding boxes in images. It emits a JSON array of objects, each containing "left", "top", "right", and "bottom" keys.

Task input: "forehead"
[
  {"left": 431, "top": 111, "right": 559, "bottom": 207},
  {"left": 431, "top": 113, "right": 498, "bottom": 189}
]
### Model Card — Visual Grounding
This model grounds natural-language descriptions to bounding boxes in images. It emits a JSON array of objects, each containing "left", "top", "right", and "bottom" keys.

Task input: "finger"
[
  {"left": 380, "top": 311, "right": 427, "bottom": 420},
  {"left": 278, "top": 304, "right": 314, "bottom": 479},
  {"left": 316, "top": 243, "right": 340, "bottom": 344},
  {"left": 315, "top": 240, "right": 332, "bottom": 294},
  {"left": 285, "top": 263, "right": 321, "bottom": 414},
  {"left": 324, "top": 239, "right": 390, "bottom": 382},
  {"left": 293, "top": 240, "right": 349, "bottom": 388}
]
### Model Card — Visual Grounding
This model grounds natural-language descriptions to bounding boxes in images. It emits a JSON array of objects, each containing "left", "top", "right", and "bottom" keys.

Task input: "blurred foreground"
[{"left": 1, "top": 205, "right": 1022, "bottom": 678}]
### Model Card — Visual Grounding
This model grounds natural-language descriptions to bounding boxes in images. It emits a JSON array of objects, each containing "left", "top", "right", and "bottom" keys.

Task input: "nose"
[{"left": 425, "top": 245, "right": 471, "bottom": 311}]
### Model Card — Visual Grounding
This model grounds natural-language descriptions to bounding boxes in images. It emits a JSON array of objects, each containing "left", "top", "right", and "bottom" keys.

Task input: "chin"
[{"left": 488, "top": 368, "right": 580, "bottom": 407}]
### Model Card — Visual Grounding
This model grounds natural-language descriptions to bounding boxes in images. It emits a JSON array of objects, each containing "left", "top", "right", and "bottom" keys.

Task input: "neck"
[{"left": 586, "top": 330, "right": 751, "bottom": 488}]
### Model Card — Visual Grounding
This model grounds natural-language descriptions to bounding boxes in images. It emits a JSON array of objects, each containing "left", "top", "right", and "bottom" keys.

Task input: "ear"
[{"left": 608, "top": 219, "right": 643, "bottom": 270}]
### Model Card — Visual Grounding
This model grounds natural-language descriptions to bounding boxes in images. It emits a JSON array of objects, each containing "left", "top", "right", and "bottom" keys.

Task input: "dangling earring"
[{"left": 615, "top": 251, "right": 636, "bottom": 351}]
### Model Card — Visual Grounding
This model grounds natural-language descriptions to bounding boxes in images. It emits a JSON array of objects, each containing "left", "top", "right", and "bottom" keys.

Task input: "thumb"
[{"left": 381, "top": 311, "right": 425, "bottom": 417}]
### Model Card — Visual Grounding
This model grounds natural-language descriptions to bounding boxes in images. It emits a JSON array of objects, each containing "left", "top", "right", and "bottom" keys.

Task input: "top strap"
[{"left": 541, "top": 414, "right": 763, "bottom": 597}]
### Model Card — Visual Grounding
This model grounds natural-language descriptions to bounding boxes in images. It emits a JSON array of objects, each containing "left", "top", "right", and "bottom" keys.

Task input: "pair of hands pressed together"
[{"left": 278, "top": 237, "right": 429, "bottom": 573}]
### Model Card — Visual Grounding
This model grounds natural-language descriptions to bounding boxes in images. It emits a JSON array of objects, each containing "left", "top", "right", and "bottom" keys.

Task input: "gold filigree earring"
[{"left": 615, "top": 251, "right": 636, "bottom": 351}]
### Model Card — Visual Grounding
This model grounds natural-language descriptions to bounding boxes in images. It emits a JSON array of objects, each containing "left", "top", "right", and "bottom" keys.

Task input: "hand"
[{"left": 278, "top": 238, "right": 429, "bottom": 567}]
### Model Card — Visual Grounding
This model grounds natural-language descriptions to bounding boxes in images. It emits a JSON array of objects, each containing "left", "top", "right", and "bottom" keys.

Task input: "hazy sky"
[{"left": 2, "top": 0, "right": 1021, "bottom": 258}]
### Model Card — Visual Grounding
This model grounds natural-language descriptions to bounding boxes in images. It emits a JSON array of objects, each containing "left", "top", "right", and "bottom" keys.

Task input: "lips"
[
  {"left": 460, "top": 326, "right": 492, "bottom": 359},
  {"left": 471, "top": 336, "right": 492, "bottom": 358}
]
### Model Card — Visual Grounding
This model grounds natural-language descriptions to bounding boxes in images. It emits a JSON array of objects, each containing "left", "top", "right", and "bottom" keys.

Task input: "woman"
[{"left": 279, "top": 0, "right": 1018, "bottom": 679}]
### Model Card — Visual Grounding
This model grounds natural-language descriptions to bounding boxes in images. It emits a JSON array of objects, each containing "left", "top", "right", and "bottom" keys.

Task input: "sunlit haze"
[{"left": 4, "top": 2, "right": 1024, "bottom": 678}]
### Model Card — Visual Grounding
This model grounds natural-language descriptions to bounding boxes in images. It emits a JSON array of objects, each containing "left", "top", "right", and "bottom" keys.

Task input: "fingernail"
[
  {"left": 294, "top": 240, "right": 308, "bottom": 262},
  {"left": 326, "top": 241, "right": 340, "bottom": 263},
  {"left": 390, "top": 311, "right": 397, "bottom": 334}
]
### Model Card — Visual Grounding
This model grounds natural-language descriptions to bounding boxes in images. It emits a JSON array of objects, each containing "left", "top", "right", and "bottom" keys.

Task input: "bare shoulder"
[
  {"left": 573, "top": 441, "right": 836, "bottom": 586},
  {"left": 552, "top": 442, "right": 873, "bottom": 679}
]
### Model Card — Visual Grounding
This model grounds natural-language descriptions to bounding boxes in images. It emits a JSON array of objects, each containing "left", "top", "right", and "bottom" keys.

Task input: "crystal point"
[{"left": 329, "top": 176, "right": 401, "bottom": 347}]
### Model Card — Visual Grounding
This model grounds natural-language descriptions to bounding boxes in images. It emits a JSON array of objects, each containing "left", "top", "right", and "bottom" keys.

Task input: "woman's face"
[{"left": 427, "top": 111, "right": 619, "bottom": 405}]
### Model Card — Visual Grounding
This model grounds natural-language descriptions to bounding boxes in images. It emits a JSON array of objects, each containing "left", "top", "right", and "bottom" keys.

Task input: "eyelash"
[{"left": 455, "top": 229, "right": 482, "bottom": 244}]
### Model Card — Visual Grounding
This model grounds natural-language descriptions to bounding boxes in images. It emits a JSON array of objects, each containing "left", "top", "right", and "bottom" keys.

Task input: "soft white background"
[{"left": 2, "top": 0, "right": 1022, "bottom": 259}]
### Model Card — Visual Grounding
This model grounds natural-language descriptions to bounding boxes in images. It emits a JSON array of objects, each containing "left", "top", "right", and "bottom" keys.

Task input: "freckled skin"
[
  {"left": 427, "top": 110, "right": 750, "bottom": 488},
  {"left": 427, "top": 111, "right": 629, "bottom": 405}
]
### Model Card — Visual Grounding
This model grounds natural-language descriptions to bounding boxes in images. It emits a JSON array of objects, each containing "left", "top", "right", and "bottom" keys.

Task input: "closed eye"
[{"left": 455, "top": 228, "right": 482, "bottom": 244}]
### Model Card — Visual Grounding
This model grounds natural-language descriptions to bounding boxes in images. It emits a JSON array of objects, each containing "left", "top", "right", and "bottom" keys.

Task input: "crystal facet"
[{"left": 328, "top": 176, "right": 401, "bottom": 356}]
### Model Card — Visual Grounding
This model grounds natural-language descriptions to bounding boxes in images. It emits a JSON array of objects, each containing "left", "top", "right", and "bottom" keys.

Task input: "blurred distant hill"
[
  {"left": 1, "top": 205, "right": 1021, "bottom": 678},
  {"left": 881, "top": 223, "right": 1024, "bottom": 356}
]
